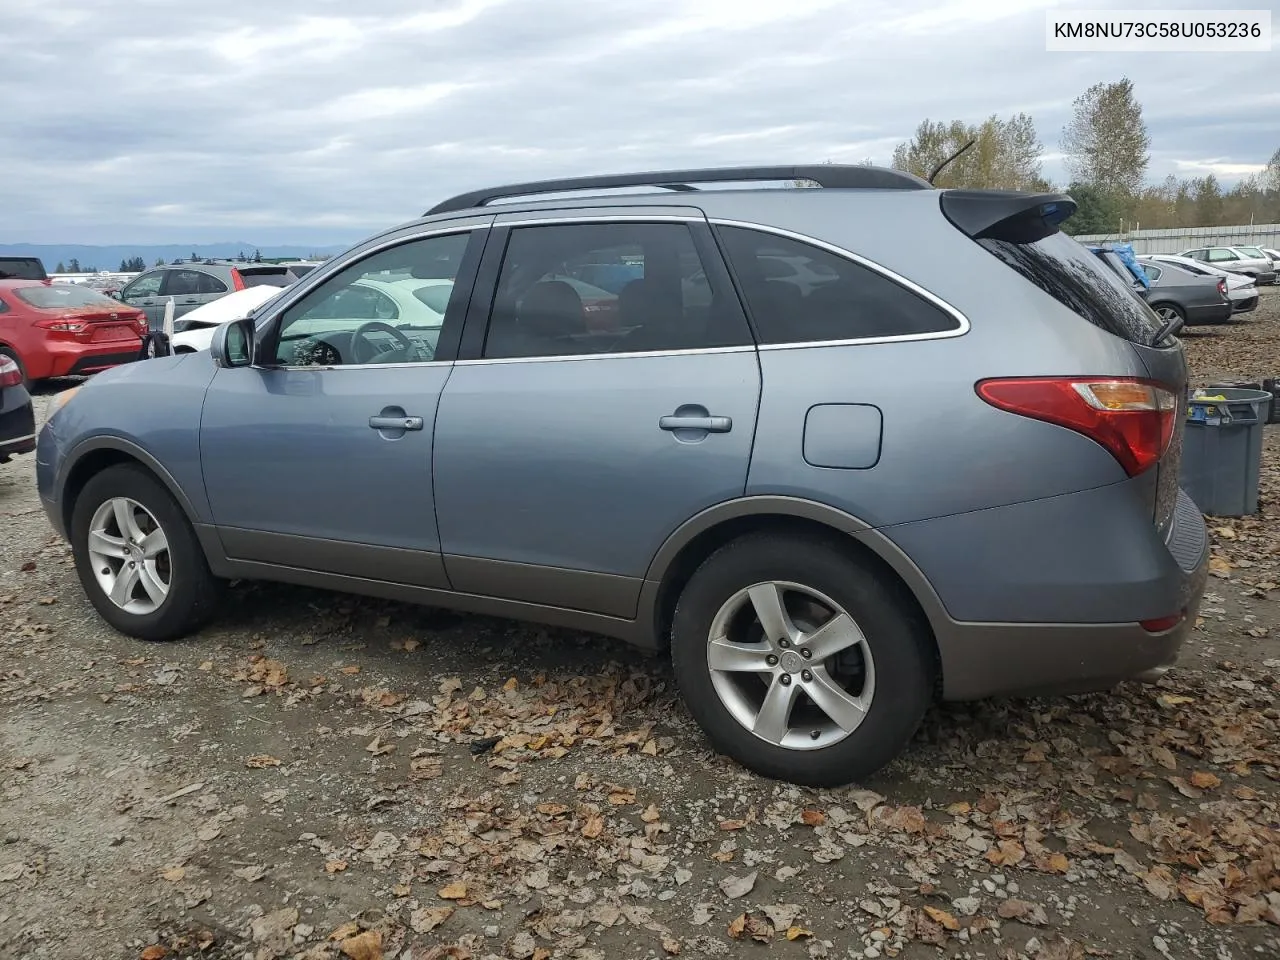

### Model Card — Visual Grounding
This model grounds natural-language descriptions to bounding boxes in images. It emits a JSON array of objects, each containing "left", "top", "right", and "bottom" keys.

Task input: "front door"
[
  {"left": 433, "top": 214, "right": 760, "bottom": 617},
  {"left": 199, "top": 227, "right": 487, "bottom": 587},
  {"left": 119, "top": 270, "right": 166, "bottom": 327}
]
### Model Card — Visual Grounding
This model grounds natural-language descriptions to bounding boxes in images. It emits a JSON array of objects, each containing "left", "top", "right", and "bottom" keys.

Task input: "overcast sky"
[{"left": 3, "top": 0, "right": 1276, "bottom": 245}]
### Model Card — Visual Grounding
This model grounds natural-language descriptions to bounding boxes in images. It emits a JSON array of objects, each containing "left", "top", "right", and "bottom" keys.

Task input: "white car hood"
[{"left": 170, "top": 286, "right": 282, "bottom": 352}]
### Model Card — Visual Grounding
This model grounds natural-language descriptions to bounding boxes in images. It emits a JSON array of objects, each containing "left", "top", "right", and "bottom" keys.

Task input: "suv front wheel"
[
  {"left": 671, "top": 533, "right": 934, "bottom": 786},
  {"left": 70, "top": 464, "right": 223, "bottom": 641}
]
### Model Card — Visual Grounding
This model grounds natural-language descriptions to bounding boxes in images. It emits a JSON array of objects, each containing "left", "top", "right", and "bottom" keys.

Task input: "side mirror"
[{"left": 210, "top": 317, "right": 255, "bottom": 369}]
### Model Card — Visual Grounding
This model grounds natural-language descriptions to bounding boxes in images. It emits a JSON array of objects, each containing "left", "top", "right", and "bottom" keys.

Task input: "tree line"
[{"left": 890, "top": 77, "right": 1280, "bottom": 235}]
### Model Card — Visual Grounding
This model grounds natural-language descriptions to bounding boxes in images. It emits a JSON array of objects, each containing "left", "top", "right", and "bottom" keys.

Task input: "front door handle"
[
  {"left": 660, "top": 415, "right": 732, "bottom": 433},
  {"left": 369, "top": 415, "right": 424, "bottom": 431}
]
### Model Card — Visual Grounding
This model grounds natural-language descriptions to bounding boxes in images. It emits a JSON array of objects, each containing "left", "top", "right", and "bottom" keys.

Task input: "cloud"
[{"left": 1, "top": 0, "right": 1274, "bottom": 243}]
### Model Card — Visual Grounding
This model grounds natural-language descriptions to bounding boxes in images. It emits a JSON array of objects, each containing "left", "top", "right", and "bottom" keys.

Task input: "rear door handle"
[
  {"left": 369, "top": 415, "right": 424, "bottom": 431},
  {"left": 659, "top": 415, "right": 732, "bottom": 433}
]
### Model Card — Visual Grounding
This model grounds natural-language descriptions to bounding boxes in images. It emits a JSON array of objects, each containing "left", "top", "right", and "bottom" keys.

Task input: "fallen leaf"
[
  {"left": 502, "top": 676, "right": 518, "bottom": 692},
  {"left": 439, "top": 881, "right": 468, "bottom": 900},
  {"left": 727, "top": 912, "right": 774, "bottom": 942},
  {"left": 1189, "top": 771, "right": 1221, "bottom": 790},
  {"left": 233, "top": 865, "right": 267, "bottom": 882},
  {"left": 329, "top": 922, "right": 360, "bottom": 942},
  {"left": 160, "top": 866, "right": 186, "bottom": 882},
  {"left": 1151, "top": 746, "right": 1178, "bottom": 770},
  {"left": 582, "top": 815, "right": 605, "bottom": 839},
  {"left": 410, "top": 906, "right": 453, "bottom": 933},
  {"left": 801, "top": 809, "right": 826, "bottom": 827},
  {"left": 997, "top": 899, "right": 1048, "bottom": 926},
  {"left": 340, "top": 665, "right": 362, "bottom": 675},
  {"left": 140, "top": 947, "right": 167, "bottom": 960},
  {"left": 719, "top": 871, "right": 757, "bottom": 899},
  {"left": 641, "top": 804, "right": 661, "bottom": 823},
  {"left": 339, "top": 930, "right": 382, "bottom": 960},
  {"left": 195, "top": 825, "right": 221, "bottom": 842},
  {"left": 923, "top": 906, "right": 960, "bottom": 931},
  {"left": 786, "top": 925, "right": 814, "bottom": 940},
  {"left": 245, "top": 754, "right": 281, "bottom": 768},
  {"left": 719, "top": 819, "right": 748, "bottom": 831},
  {"left": 661, "top": 937, "right": 682, "bottom": 955},
  {"left": 607, "top": 787, "right": 636, "bottom": 806},
  {"left": 325, "top": 859, "right": 348, "bottom": 874},
  {"left": 1208, "top": 556, "right": 1233, "bottom": 577}
]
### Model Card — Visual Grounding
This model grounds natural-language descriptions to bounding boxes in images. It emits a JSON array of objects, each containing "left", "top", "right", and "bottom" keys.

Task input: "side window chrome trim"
[
  {"left": 456, "top": 345, "right": 756, "bottom": 366},
  {"left": 251, "top": 223, "right": 491, "bottom": 333},
  {"left": 707, "top": 217, "right": 971, "bottom": 345},
  {"left": 271, "top": 360, "right": 454, "bottom": 372}
]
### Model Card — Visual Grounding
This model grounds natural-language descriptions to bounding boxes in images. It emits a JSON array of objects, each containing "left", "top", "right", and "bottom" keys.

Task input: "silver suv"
[
  {"left": 35, "top": 166, "right": 1208, "bottom": 786},
  {"left": 116, "top": 261, "right": 295, "bottom": 331}
]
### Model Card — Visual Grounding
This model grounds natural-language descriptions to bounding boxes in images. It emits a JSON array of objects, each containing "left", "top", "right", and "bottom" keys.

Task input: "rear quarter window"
[
  {"left": 716, "top": 226, "right": 961, "bottom": 344},
  {"left": 977, "top": 233, "right": 1163, "bottom": 347}
]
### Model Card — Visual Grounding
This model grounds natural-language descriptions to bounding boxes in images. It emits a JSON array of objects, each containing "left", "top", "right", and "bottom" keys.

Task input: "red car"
[{"left": 0, "top": 280, "right": 146, "bottom": 384}]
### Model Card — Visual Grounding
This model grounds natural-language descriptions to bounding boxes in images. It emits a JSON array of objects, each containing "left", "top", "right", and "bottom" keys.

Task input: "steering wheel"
[{"left": 350, "top": 321, "right": 415, "bottom": 364}]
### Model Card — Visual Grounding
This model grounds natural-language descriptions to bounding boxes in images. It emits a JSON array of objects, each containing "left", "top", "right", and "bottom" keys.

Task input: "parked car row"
[
  {"left": 1176, "top": 245, "right": 1278, "bottom": 284},
  {"left": 112, "top": 260, "right": 309, "bottom": 332}
]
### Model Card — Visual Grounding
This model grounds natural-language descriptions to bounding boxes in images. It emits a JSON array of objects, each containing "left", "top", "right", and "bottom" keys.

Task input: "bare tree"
[{"left": 1060, "top": 78, "right": 1151, "bottom": 197}]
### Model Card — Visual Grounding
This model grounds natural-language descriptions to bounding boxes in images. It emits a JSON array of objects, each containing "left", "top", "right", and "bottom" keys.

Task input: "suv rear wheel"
[
  {"left": 70, "top": 464, "right": 223, "bottom": 641},
  {"left": 671, "top": 533, "right": 933, "bottom": 786}
]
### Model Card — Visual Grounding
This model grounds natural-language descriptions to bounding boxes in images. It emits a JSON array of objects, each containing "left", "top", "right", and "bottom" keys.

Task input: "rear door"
[{"left": 432, "top": 209, "right": 760, "bottom": 616}]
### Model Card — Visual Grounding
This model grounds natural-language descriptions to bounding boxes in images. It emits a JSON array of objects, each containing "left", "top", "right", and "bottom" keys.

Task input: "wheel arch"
[
  {"left": 59, "top": 437, "right": 201, "bottom": 539},
  {"left": 640, "top": 497, "right": 946, "bottom": 678}
]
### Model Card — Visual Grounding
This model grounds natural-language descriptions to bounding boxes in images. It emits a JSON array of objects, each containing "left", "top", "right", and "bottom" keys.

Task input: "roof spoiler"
[{"left": 939, "top": 190, "right": 1077, "bottom": 244}]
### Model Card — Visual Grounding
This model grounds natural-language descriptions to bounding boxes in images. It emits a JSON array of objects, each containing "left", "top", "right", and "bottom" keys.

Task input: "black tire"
[
  {"left": 0, "top": 347, "right": 28, "bottom": 388},
  {"left": 1149, "top": 302, "right": 1186, "bottom": 326},
  {"left": 670, "top": 532, "right": 934, "bottom": 787},
  {"left": 70, "top": 463, "right": 223, "bottom": 641}
]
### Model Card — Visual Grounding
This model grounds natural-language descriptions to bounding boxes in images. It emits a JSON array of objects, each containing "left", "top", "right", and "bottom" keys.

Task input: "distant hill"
[{"left": 0, "top": 242, "right": 351, "bottom": 272}]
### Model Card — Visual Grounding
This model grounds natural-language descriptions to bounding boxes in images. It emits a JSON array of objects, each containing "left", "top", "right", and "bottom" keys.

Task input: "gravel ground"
[{"left": 2, "top": 293, "right": 1279, "bottom": 960}]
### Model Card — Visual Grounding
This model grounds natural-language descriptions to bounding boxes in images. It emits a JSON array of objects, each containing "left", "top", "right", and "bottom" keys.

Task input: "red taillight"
[
  {"left": 1217, "top": 279, "right": 1228, "bottom": 299},
  {"left": 977, "top": 377, "right": 1177, "bottom": 477},
  {"left": 0, "top": 356, "right": 21, "bottom": 388},
  {"left": 34, "top": 318, "right": 87, "bottom": 333},
  {"left": 134, "top": 313, "right": 148, "bottom": 334},
  {"left": 230, "top": 268, "right": 245, "bottom": 291},
  {"left": 1140, "top": 611, "right": 1184, "bottom": 633}
]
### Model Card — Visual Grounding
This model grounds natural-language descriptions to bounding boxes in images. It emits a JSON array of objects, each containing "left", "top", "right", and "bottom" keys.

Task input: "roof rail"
[{"left": 425, "top": 164, "right": 930, "bottom": 215}]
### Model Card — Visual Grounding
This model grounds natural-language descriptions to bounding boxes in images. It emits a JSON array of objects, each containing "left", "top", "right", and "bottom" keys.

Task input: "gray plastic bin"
[{"left": 1178, "top": 387, "right": 1270, "bottom": 517}]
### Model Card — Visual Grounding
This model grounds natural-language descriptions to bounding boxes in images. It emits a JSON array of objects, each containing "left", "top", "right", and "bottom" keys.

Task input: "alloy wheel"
[
  {"left": 706, "top": 581, "right": 876, "bottom": 751},
  {"left": 87, "top": 497, "right": 171, "bottom": 614}
]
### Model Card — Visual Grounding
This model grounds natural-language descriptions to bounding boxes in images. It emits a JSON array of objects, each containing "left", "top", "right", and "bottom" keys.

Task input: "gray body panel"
[{"left": 36, "top": 180, "right": 1208, "bottom": 703}]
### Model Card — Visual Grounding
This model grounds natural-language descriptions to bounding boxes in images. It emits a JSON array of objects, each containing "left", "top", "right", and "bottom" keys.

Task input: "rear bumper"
[
  {"left": 28, "top": 342, "right": 141, "bottom": 380},
  {"left": 1184, "top": 301, "right": 1233, "bottom": 324},
  {"left": 884, "top": 484, "right": 1209, "bottom": 701},
  {"left": 1231, "top": 294, "right": 1259, "bottom": 313}
]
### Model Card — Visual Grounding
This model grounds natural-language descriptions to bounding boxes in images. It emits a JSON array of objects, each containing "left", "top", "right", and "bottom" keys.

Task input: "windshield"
[{"left": 15, "top": 284, "right": 121, "bottom": 310}]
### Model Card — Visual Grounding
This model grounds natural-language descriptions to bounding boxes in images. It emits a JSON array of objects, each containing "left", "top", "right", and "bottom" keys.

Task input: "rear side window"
[
  {"left": 716, "top": 226, "right": 959, "bottom": 344},
  {"left": 483, "top": 222, "right": 750, "bottom": 359},
  {"left": 239, "top": 267, "right": 290, "bottom": 288},
  {"left": 196, "top": 272, "right": 227, "bottom": 294},
  {"left": 977, "top": 232, "right": 1163, "bottom": 346},
  {"left": 15, "top": 284, "right": 119, "bottom": 309}
]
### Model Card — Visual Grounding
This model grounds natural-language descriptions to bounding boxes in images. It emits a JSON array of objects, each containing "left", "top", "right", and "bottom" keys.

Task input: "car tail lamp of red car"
[
  {"left": 0, "top": 355, "right": 21, "bottom": 388},
  {"left": 230, "top": 268, "right": 246, "bottom": 291},
  {"left": 34, "top": 317, "right": 87, "bottom": 337},
  {"left": 977, "top": 377, "right": 1177, "bottom": 477}
]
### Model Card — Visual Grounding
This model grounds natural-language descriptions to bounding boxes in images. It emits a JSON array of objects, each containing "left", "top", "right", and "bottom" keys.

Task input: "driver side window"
[{"left": 270, "top": 232, "right": 470, "bottom": 367}]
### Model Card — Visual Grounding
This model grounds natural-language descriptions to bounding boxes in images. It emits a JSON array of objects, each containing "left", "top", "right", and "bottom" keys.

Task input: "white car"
[
  {"left": 1178, "top": 246, "right": 1276, "bottom": 283},
  {"left": 1140, "top": 255, "right": 1259, "bottom": 313},
  {"left": 170, "top": 286, "right": 288, "bottom": 353}
]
